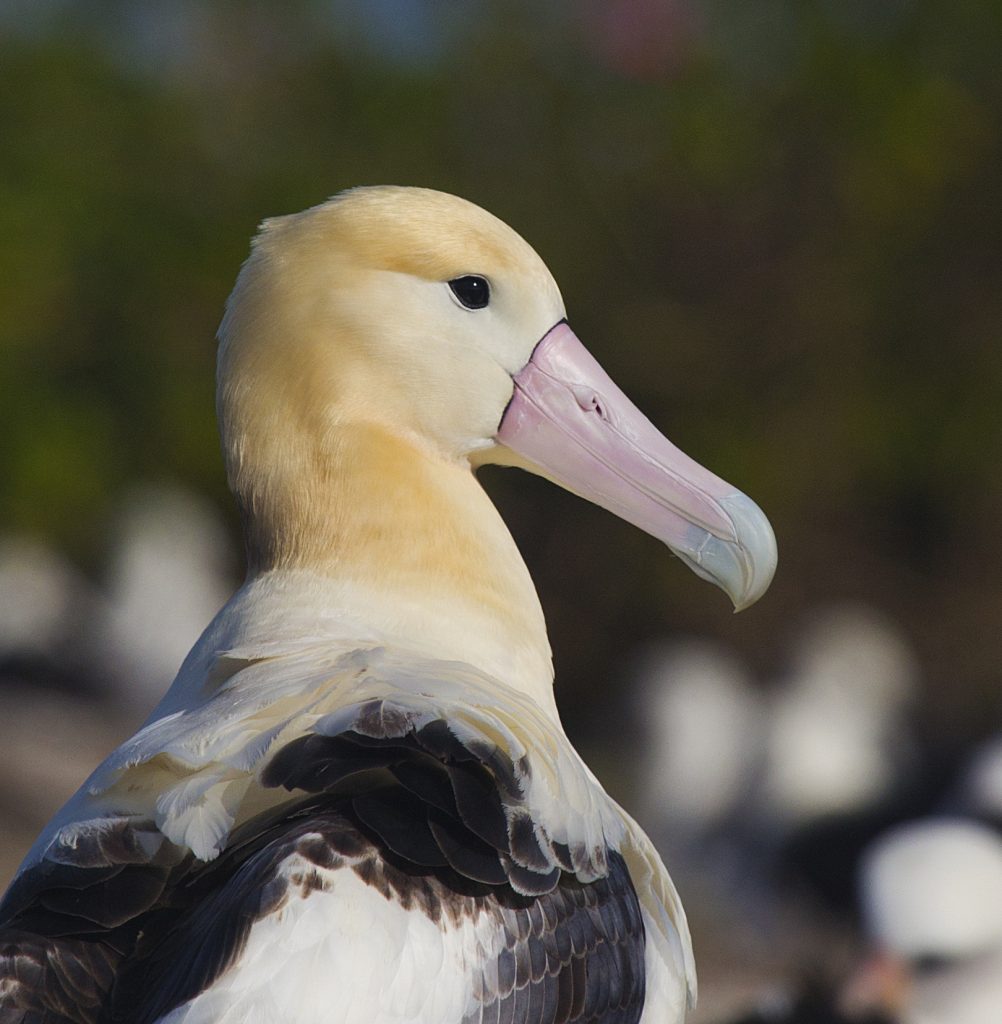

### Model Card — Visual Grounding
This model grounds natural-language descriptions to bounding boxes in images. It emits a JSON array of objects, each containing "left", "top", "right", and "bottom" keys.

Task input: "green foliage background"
[{"left": 1, "top": 0, "right": 999, "bottom": 742}]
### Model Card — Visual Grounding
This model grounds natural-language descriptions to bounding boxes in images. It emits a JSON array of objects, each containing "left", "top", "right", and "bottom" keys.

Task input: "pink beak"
[{"left": 496, "top": 322, "right": 777, "bottom": 610}]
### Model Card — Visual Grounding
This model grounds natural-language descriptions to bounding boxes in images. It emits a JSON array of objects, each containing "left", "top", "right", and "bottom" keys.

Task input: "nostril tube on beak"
[{"left": 572, "top": 386, "right": 608, "bottom": 420}]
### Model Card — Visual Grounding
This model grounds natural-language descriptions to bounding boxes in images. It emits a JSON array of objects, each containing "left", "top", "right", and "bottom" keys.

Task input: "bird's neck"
[{"left": 236, "top": 422, "right": 558, "bottom": 719}]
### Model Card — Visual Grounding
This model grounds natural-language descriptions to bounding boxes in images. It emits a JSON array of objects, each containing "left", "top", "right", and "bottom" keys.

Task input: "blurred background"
[{"left": 1, "top": 1, "right": 1001, "bottom": 1020}]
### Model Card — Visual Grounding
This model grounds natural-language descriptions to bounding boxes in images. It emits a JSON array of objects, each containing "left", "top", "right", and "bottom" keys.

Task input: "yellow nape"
[{"left": 239, "top": 418, "right": 535, "bottom": 617}]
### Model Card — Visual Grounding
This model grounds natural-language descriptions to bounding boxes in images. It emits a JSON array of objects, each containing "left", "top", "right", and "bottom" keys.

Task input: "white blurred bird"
[
  {"left": 845, "top": 819, "right": 1002, "bottom": 1024},
  {"left": 0, "top": 536, "right": 93, "bottom": 678},
  {"left": 633, "top": 639, "right": 765, "bottom": 846},
  {"left": 761, "top": 604, "right": 917, "bottom": 826},
  {"left": 94, "top": 482, "right": 236, "bottom": 711}
]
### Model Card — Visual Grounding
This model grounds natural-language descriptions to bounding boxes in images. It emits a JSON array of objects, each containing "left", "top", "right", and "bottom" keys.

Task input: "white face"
[{"left": 323, "top": 258, "right": 566, "bottom": 463}]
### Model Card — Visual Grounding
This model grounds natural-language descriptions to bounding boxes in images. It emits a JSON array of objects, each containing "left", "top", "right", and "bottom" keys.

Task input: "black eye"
[{"left": 448, "top": 275, "right": 490, "bottom": 310}]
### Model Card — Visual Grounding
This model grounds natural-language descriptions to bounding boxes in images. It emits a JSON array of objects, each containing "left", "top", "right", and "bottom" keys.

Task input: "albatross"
[{"left": 0, "top": 186, "right": 776, "bottom": 1024}]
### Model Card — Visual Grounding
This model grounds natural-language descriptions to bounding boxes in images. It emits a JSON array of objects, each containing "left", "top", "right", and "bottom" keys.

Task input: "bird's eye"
[{"left": 448, "top": 275, "right": 490, "bottom": 310}]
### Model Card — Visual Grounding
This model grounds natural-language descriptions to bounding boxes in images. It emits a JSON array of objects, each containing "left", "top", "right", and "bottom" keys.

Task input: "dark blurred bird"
[{"left": 724, "top": 978, "right": 893, "bottom": 1024}]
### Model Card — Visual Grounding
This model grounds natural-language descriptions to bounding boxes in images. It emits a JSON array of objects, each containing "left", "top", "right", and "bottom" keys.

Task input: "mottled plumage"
[{"left": 0, "top": 704, "right": 647, "bottom": 1023}]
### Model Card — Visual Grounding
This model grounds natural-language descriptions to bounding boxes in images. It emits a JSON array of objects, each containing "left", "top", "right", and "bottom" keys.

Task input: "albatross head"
[{"left": 218, "top": 185, "right": 776, "bottom": 609}]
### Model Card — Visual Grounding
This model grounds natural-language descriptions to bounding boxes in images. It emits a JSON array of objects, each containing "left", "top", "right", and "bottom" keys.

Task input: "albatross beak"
[{"left": 496, "top": 321, "right": 777, "bottom": 610}]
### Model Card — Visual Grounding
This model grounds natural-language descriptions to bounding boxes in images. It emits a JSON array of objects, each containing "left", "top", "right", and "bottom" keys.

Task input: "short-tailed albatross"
[{"left": 0, "top": 186, "right": 776, "bottom": 1024}]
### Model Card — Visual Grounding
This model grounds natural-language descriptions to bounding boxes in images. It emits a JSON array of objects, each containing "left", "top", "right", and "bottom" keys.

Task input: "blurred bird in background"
[
  {"left": 1, "top": 1, "right": 1000, "bottom": 1021},
  {"left": 844, "top": 820, "right": 1002, "bottom": 1024}
]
